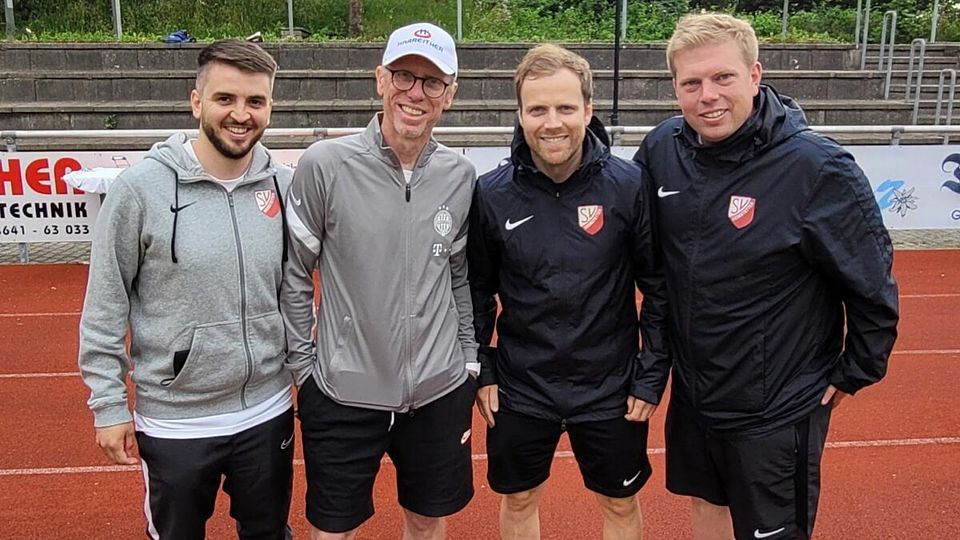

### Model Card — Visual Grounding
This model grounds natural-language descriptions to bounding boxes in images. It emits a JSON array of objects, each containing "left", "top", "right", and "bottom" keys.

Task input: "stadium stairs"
[{"left": 1, "top": 42, "right": 957, "bottom": 150}]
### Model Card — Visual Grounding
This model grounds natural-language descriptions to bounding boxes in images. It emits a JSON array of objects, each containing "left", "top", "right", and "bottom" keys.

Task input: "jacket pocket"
[
  {"left": 164, "top": 320, "right": 248, "bottom": 395},
  {"left": 324, "top": 315, "right": 354, "bottom": 378},
  {"left": 699, "top": 332, "right": 766, "bottom": 414}
]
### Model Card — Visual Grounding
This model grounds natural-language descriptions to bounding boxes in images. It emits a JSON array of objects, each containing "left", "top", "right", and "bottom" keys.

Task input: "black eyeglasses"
[{"left": 384, "top": 67, "right": 450, "bottom": 98}]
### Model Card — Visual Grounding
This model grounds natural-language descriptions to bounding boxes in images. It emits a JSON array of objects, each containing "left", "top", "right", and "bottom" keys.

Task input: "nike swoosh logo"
[
  {"left": 290, "top": 191, "right": 302, "bottom": 207},
  {"left": 169, "top": 201, "right": 197, "bottom": 213},
  {"left": 622, "top": 469, "right": 643, "bottom": 487},
  {"left": 280, "top": 434, "right": 294, "bottom": 450},
  {"left": 657, "top": 187, "right": 680, "bottom": 198},
  {"left": 460, "top": 429, "right": 472, "bottom": 445},
  {"left": 505, "top": 215, "right": 534, "bottom": 231},
  {"left": 754, "top": 527, "right": 786, "bottom": 539}
]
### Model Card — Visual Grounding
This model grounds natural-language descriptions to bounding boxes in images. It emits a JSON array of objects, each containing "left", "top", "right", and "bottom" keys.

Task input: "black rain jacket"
[
  {"left": 468, "top": 117, "right": 672, "bottom": 423},
  {"left": 633, "top": 85, "right": 899, "bottom": 436}
]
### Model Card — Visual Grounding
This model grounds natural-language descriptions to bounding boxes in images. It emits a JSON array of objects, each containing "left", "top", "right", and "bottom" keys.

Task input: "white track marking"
[
  {"left": 0, "top": 348, "right": 954, "bottom": 381},
  {"left": 0, "top": 372, "right": 79, "bottom": 379},
  {"left": 3, "top": 437, "right": 959, "bottom": 477},
  {"left": 0, "top": 312, "right": 81, "bottom": 318}
]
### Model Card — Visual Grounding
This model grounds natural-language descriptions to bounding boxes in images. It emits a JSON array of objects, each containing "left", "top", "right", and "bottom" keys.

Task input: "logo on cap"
[{"left": 414, "top": 28, "right": 432, "bottom": 39}]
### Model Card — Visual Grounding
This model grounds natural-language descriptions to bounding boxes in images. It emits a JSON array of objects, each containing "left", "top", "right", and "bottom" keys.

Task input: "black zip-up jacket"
[
  {"left": 633, "top": 85, "right": 899, "bottom": 436},
  {"left": 468, "top": 117, "right": 671, "bottom": 423}
]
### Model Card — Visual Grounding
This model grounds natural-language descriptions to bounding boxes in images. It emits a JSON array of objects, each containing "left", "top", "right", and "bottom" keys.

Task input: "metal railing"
[
  {"left": 934, "top": 69, "right": 957, "bottom": 142},
  {"left": 879, "top": 11, "right": 898, "bottom": 99},
  {"left": 10, "top": 125, "right": 960, "bottom": 151},
  {"left": 906, "top": 38, "right": 927, "bottom": 125}
]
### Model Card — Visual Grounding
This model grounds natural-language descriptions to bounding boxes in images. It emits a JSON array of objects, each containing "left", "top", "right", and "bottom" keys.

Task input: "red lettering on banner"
[
  {"left": 0, "top": 157, "right": 86, "bottom": 196},
  {"left": 26, "top": 159, "right": 53, "bottom": 195},
  {"left": 0, "top": 159, "right": 24, "bottom": 196},
  {"left": 55, "top": 158, "right": 84, "bottom": 194}
]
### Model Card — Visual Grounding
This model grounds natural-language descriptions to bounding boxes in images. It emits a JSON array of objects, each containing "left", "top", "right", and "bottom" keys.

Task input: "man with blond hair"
[
  {"left": 469, "top": 44, "right": 671, "bottom": 539},
  {"left": 633, "top": 13, "right": 899, "bottom": 540}
]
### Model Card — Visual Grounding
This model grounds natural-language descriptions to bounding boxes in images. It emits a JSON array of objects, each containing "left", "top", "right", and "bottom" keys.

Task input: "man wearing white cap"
[{"left": 279, "top": 22, "right": 478, "bottom": 540}]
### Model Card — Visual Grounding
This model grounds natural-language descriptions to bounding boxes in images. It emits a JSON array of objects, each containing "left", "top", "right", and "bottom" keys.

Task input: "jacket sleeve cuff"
[
  {"left": 629, "top": 382, "right": 661, "bottom": 406},
  {"left": 477, "top": 346, "right": 498, "bottom": 387},
  {"left": 93, "top": 404, "right": 133, "bottom": 428},
  {"left": 285, "top": 357, "right": 315, "bottom": 388}
]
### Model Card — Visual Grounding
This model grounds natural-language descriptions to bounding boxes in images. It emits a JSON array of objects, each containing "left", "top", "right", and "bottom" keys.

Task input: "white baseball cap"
[{"left": 381, "top": 22, "right": 458, "bottom": 76}]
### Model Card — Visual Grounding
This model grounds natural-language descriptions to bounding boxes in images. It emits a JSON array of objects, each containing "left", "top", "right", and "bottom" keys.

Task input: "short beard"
[{"left": 202, "top": 121, "right": 261, "bottom": 160}]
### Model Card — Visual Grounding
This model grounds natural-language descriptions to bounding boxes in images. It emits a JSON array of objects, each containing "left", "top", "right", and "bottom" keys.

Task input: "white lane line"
[
  {"left": 3, "top": 437, "right": 958, "bottom": 477},
  {"left": 0, "top": 372, "right": 79, "bottom": 379},
  {"left": 0, "top": 312, "right": 81, "bottom": 318},
  {"left": 892, "top": 349, "right": 960, "bottom": 355},
  {"left": 0, "top": 292, "right": 954, "bottom": 318}
]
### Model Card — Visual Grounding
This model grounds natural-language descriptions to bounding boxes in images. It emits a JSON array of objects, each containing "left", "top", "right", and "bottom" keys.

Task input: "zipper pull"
[{"left": 405, "top": 183, "right": 411, "bottom": 202}]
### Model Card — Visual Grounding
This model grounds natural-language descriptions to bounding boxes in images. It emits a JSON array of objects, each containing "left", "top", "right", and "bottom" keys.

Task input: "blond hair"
[
  {"left": 514, "top": 44, "right": 592, "bottom": 107},
  {"left": 666, "top": 13, "right": 759, "bottom": 75}
]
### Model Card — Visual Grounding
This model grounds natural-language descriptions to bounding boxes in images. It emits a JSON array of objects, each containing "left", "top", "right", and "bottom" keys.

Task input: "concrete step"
[
  {"left": 0, "top": 69, "right": 888, "bottom": 103},
  {"left": 0, "top": 98, "right": 914, "bottom": 131},
  {"left": 0, "top": 42, "right": 864, "bottom": 73}
]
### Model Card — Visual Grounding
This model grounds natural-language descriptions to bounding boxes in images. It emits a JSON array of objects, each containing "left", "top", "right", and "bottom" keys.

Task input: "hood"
[
  {"left": 677, "top": 84, "right": 810, "bottom": 164},
  {"left": 510, "top": 115, "right": 611, "bottom": 190},
  {"left": 145, "top": 132, "right": 280, "bottom": 184}
]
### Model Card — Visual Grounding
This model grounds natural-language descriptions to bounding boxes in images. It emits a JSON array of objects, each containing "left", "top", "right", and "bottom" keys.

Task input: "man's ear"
[
  {"left": 751, "top": 61, "right": 763, "bottom": 95},
  {"left": 442, "top": 81, "right": 457, "bottom": 110},
  {"left": 190, "top": 88, "right": 202, "bottom": 120},
  {"left": 375, "top": 65, "right": 386, "bottom": 97}
]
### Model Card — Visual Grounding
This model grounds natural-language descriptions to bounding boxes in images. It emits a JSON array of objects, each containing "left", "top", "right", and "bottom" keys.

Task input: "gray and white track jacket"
[
  {"left": 78, "top": 134, "right": 293, "bottom": 427},
  {"left": 280, "top": 114, "right": 478, "bottom": 411}
]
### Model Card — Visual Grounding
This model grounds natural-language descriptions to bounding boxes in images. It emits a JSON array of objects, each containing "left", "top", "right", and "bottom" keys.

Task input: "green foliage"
[{"left": 3, "top": 0, "right": 951, "bottom": 43}]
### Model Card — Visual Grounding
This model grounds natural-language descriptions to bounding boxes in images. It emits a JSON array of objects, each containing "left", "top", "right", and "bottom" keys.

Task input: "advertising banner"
[{"left": 4, "top": 144, "right": 960, "bottom": 243}]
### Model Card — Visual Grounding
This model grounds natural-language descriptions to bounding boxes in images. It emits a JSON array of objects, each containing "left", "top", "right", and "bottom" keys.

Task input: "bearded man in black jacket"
[
  {"left": 633, "top": 13, "right": 899, "bottom": 540},
  {"left": 468, "top": 44, "right": 671, "bottom": 539}
]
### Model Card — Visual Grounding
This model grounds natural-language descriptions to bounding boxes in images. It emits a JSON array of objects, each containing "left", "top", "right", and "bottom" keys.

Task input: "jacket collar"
[
  {"left": 362, "top": 113, "right": 440, "bottom": 170},
  {"left": 510, "top": 115, "right": 611, "bottom": 193},
  {"left": 675, "top": 84, "right": 810, "bottom": 165}
]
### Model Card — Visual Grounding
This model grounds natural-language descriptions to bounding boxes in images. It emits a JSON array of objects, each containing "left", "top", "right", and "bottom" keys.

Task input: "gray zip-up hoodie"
[
  {"left": 280, "top": 114, "right": 478, "bottom": 411},
  {"left": 79, "top": 133, "right": 293, "bottom": 428}
]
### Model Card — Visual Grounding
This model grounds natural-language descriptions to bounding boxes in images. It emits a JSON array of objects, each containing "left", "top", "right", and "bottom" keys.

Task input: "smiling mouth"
[
  {"left": 224, "top": 125, "right": 252, "bottom": 135},
  {"left": 541, "top": 135, "right": 568, "bottom": 143},
  {"left": 400, "top": 104, "right": 425, "bottom": 117},
  {"left": 702, "top": 110, "right": 726, "bottom": 119}
]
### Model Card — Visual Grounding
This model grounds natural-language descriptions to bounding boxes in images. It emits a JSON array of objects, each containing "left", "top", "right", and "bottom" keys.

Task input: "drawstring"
[
  {"left": 272, "top": 175, "right": 288, "bottom": 263},
  {"left": 170, "top": 174, "right": 180, "bottom": 263},
  {"left": 387, "top": 411, "right": 395, "bottom": 432}
]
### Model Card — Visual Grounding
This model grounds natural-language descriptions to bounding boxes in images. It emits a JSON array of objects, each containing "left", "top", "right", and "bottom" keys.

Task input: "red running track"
[{"left": 0, "top": 249, "right": 958, "bottom": 539}]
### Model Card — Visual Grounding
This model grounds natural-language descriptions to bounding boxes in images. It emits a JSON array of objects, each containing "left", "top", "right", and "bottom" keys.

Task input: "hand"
[
  {"left": 820, "top": 385, "right": 849, "bottom": 409},
  {"left": 475, "top": 384, "right": 499, "bottom": 428},
  {"left": 625, "top": 396, "right": 657, "bottom": 422},
  {"left": 95, "top": 422, "right": 139, "bottom": 465}
]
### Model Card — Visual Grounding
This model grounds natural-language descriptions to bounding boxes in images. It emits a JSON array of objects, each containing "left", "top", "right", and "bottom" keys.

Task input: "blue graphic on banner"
[{"left": 941, "top": 153, "right": 960, "bottom": 194}]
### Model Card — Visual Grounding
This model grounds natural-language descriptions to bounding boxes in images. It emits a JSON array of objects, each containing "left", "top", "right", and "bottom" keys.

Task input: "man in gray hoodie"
[
  {"left": 78, "top": 40, "right": 294, "bottom": 540},
  {"left": 280, "top": 22, "right": 478, "bottom": 540}
]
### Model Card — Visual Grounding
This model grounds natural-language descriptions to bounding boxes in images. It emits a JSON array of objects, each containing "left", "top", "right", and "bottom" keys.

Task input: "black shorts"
[
  {"left": 136, "top": 408, "right": 294, "bottom": 540},
  {"left": 297, "top": 377, "right": 475, "bottom": 533},
  {"left": 487, "top": 409, "right": 652, "bottom": 498},
  {"left": 665, "top": 398, "right": 832, "bottom": 540}
]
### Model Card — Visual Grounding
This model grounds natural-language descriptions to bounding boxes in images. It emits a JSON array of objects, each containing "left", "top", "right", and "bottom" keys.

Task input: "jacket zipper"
[
  {"left": 228, "top": 191, "right": 254, "bottom": 409},
  {"left": 402, "top": 168, "right": 413, "bottom": 407}
]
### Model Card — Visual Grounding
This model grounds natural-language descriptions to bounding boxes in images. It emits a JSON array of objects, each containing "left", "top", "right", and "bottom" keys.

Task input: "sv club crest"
[
  {"left": 728, "top": 195, "right": 756, "bottom": 229},
  {"left": 255, "top": 189, "right": 280, "bottom": 218},
  {"left": 578, "top": 205, "right": 604, "bottom": 236}
]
